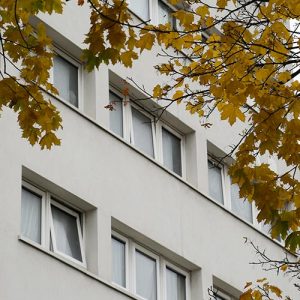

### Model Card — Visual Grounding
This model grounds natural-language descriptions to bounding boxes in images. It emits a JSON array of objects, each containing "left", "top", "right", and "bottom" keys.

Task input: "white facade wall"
[{"left": 0, "top": 2, "right": 297, "bottom": 300}]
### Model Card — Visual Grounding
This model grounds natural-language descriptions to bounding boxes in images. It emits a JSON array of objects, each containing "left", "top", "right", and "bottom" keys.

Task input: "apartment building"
[{"left": 0, "top": 1, "right": 297, "bottom": 300}]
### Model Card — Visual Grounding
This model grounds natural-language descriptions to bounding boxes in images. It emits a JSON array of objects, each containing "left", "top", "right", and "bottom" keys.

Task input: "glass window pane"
[
  {"left": 109, "top": 92, "right": 123, "bottom": 137},
  {"left": 231, "top": 184, "right": 252, "bottom": 223},
  {"left": 135, "top": 250, "right": 157, "bottom": 300},
  {"left": 53, "top": 55, "right": 78, "bottom": 107},
  {"left": 51, "top": 205, "right": 82, "bottom": 262},
  {"left": 162, "top": 128, "right": 182, "bottom": 176},
  {"left": 208, "top": 161, "right": 224, "bottom": 204},
  {"left": 112, "top": 236, "right": 126, "bottom": 287},
  {"left": 21, "top": 188, "right": 42, "bottom": 244},
  {"left": 166, "top": 267, "right": 186, "bottom": 300},
  {"left": 158, "top": 1, "right": 173, "bottom": 26},
  {"left": 129, "top": 0, "right": 149, "bottom": 20},
  {"left": 132, "top": 107, "right": 154, "bottom": 157}
]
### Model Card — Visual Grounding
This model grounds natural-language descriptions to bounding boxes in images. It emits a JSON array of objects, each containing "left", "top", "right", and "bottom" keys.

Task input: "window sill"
[{"left": 18, "top": 235, "right": 148, "bottom": 300}]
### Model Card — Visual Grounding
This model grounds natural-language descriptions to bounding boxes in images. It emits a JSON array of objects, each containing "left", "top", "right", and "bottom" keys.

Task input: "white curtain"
[
  {"left": 109, "top": 92, "right": 123, "bottom": 137},
  {"left": 208, "top": 161, "right": 224, "bottom": 204},
  {"left": 135, "top": 250, "right": 157, "bottom": 300},
  {"left": 129, "top": 0, "right": 149, "bottom": 20},
  {"left": 112, "top": 237, "right": 126, "bottom": 287},
  {"left": 231, "top": 183, "right": 252, "bottom": 223},
  {"left": 53, "top": 55, "right": 78, "bottom": 107},
  {"left": 166, "top": 268, "right": 186, "bottom": 300},
  {"left": 51, "top": 205, "right": 82, "bottom": 262},
  {"left": 21, "top": 188, "right": 42, "bottom": 244},
  {"left": 132, "top": 108, "right": 154, "bottom": 158},
  {"left": 162, "top": 128, "right": 182, "bottom": 176}
]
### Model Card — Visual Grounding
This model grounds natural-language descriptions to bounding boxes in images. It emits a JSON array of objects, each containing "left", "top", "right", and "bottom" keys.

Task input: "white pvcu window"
[
  {"left": 158, "top": 1, "right": 175, "bottom": 28},
  {"left": 20, "top": 182, "right": 86, "bottom": 266},
  {"left": 21, "top": 187, "right": 42, "bottom": 244},
  {"left": 112, "top": 234, "right": 127, "bottom": 288},
  {"left": 129, "top": 0, "right": 150, "bottom": 20},
  {"left": 231, "top": 183, "right": 253, "bottom": 223},
  {"left": 162, "top": 128, "right": 182, "bottom": 176},
  {"left": 53, "top": 51, "right": 81, "bottom": 108},
  {"left": 111, "top": 232, "right": 190, "bottom": 300},
  {"left": 213, "top": 288, "right": 238, "bottom": 300},
  {"left": 135, "top": 249, "right": 158, "bottom": 300},
  {"left": 109, "top": 91, "right": 124, "bottom": 137},
  {"left": 207, "top": 160, "right": 224, "bottom": 204},
  {"left": 166, "top": 267, "right": 187, "bottom": 300},
  {"left": 131, "top": 107, "right": 155, "bottom": 158}
]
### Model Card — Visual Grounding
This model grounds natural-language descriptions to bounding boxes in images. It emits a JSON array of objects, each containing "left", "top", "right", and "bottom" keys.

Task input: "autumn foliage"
[{"left": 0, "top": 1, "right": 300, "bottom": 298}]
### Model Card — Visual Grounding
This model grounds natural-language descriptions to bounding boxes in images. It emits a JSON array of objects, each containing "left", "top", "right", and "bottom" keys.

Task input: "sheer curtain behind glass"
[
  {"left": 162, "top": 128, "right": 182, "bottom": 176},
  {"left": 51, "top": 205, "right": 82, "bottom": 262},
  {"left": 21, "top": 188, "right": 42, "bottom": 244},
  {"left": 109, "top": 92, "right": 123, "bottom": 137},
  {"left": 135, "top": 250, "right": 157, "bottom": 300},
  {"left": 112, "top": 237, "right": 126, "bottom": 287},
  {"left": 231, "top": 183, "right": 252, "bottom": 223},
  {"left": 132, "top": 107, "right": 154, "bottom": 157},
  {"left": 166, "top": 268, "right": 186, "bottom": 300},
  {"left": 208, "top": 161, "right": 224, "bottom": 204},
  {"left": 129, "top": 0, "right": 149, "bottom": 20},
  {"left": 53, "top": 55, "right": 78, "bottom": 107}
]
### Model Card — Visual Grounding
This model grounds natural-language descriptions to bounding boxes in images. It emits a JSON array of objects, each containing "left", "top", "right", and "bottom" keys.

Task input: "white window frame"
[
  {"left": 132, "top": 242, "right": 161, "bottom": 300},
  {"left": 50, "top": 46, "right": 83, "bottom": 109},
  {"left": 111, "top": 230, "right": 130, "bottom": 290},
  {"left": 161, "top": 259, "right": 191, "bottom": 300},
  {"left": 207, "top": 156, "right": 226, "bottom": 206},
  {"left": 21, "top": 181, "right": 47, "bottom": 248},
  {"left": 157, "top": 122, "right": 186, "bottom": 178},
  {"left": 21, "top": 180, "right": 86, "bottom": 268},
  {"left": 130, "top": 102, "right": 158, "bottom": 159},
  {"left": 127, "top": 0, "right": 152, "bottom": 21},
  {"left": 49, "top": 198, "right": 86, "bottom": 267},
  {"left": 156, "top": 0, "right": 177, "bottom": 28}
]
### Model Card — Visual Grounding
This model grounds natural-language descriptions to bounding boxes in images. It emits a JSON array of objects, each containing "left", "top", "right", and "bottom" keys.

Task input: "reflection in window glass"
[
  {"left": 129, "top": 0, "right": 149, "bottom": 20},
  {"left": 112, "top": 236, "right": 126, "bottom": 287},
  {"left": 51, "top": 205, "right": 82, "bottom": 262},
  {"left": 231, "top": 184, "right": 252, "bottom": 223},
  {"left": 53, "top": 55, "right": 78, "bottom": 107},
  {"left": 135, "top": 250, "right": 157, "bottom": 300},
  {"left": 109, "top": 92, "right": 123, "bottom": 137},
  {"left": 166, "top": 267, "right": 186, "bottom": 300},
  {"left": 21, "top": 188, "right": 42, "bottom": 244},
  {"left": 208, "top": 160, "right": 224, "bottom": 204},
  {"left": 132, "top": 107, "right": 154, "bottom": 157},
  {"left": 162, "top": 128, "right": 182, "bottom": 176}
]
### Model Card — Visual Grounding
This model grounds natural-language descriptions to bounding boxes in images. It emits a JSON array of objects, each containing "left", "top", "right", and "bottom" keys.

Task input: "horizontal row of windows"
[
  {"left": 21, "top": 181, "right": 238, "bottom": 300},
  {"left": 49, "top": 45, "right": 278, "bottom": 241}
]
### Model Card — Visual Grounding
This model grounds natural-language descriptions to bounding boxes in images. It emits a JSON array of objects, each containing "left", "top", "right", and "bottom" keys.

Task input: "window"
[
  {"left": 111, "top": 233, "right": 128, "bottom": 288},
  {"left": 108, "top": 87, "right": 185, "bottom": 176},
  {"left": 213, "top": 288, "right": 237, "bottom": 300},
  {"left": 52, "top": 51, "right": 81, "bottom": 107},
  {"left": 21, "top": 187, "right": 43, "bottom": 244},
  {"left": 20, "top": 182, "right": 86, "bottom": 266},
  {"left": 135, "top": 249, "right": 158, "bottom": 300},
  {"left": 162, "top": 127, "right": 182, "bottom": 176},
  {"left": 158, "top": 1, "right": 175, "bottom": 28},
  {"left": 166, "top": 266, "right": 187, "bottom": 300},
  {"left": 207, "top": 160, "right": 224, "bottom": 204},
  {"left": 109, "top": 91, "right": 124, "bottom": 137},
  {"left": 230, "top": 183, "right": 253, "bottom": 223},
  {"left": 111, "top": 232, "right": 190, "bottom": 300},
  {"left": 128, "top": 0, "right": 150, "bottom": 20},
  {"left": 131, "top": 107, "right": 155, "bottom": 158}
]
